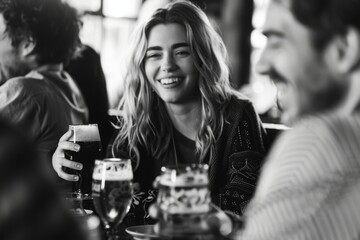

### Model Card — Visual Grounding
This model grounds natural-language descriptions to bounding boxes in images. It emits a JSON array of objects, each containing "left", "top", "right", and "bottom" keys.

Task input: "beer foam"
[
  {"left": 69, "top": 124, "right": 100, "bottom": 142},
  {"left": 92, "top": 172, "right": 133, "bottom": 181},
  {"left": 159, "top": 173, "right": 208, "bottom": 187},
  {"left": 92, "top": 164, "right": 133, "bottom": 181}
]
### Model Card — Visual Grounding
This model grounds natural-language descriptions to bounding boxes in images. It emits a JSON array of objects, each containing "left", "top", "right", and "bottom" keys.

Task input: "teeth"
[{"left": 160, "top": 77, "right": 180, "bottom": 85}]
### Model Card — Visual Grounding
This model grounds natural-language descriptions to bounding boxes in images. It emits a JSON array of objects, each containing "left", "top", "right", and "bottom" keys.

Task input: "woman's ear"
[
  {"left": 19, "top": 36, "right": 36, "bottom": 57},
  {"left": 327, "top": 27, "right": 360, "bottom": 74}
]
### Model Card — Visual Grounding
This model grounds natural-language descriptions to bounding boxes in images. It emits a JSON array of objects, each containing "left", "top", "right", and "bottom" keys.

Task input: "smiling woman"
[
  {"left": 52, "top": 0, "right": 268, "bottom": 227},
  {"left": 145, "top": 23, "right": 200, "bottom": 107},
  {"left": 111, "top": 0, "right": 268, "bottom": 224}
]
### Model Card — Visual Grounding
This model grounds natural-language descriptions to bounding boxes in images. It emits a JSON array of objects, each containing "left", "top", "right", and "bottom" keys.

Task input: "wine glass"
[
  {"left": 62, "top": 124, "right": 102, "bottom": 214},
  {"left": 92, "top": 158, "right": 133, "bottom": 240}
]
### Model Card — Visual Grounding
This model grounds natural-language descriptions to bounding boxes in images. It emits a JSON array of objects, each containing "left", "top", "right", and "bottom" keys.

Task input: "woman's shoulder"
[
  {"left": 230, "top": 93, "right": 251, "bottom": 104},
  {"left": 221, "top": 94, "right": 258, "bottom": 121},
  {"left": 225, "top": 94, "right": 253, "bottom": 110}
]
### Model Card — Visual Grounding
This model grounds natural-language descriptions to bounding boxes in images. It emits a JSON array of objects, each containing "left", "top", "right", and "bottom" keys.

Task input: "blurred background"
[{"left": 65, "top": 0, "right": 280, "bottom": 123}]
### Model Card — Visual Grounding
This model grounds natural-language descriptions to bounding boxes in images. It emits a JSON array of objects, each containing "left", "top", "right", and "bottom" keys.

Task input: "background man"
[
  {"left": 0, "top": 0, "right": 88, "bottom": 168},
  {"left": 236, "top": 0, "right": 360, "bottom": 239}
]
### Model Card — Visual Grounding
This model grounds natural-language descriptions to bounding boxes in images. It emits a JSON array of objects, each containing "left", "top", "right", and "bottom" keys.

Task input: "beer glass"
[
  {"left": 92, "top": 158, "right": 133, "bottom": 240},
  {"left": 156, "top": 164, "right": 211, "bottom": 237},
  {"left": 63, "top": 124, "right": 102, "bottom": 196}
]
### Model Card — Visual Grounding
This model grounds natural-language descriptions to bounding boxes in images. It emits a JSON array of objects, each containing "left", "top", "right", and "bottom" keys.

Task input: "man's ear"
[
  {"left": 328, "top": 27, "right": 360, "bottom": 74},
  {"left": 19, "top": 36, "right": 36, "bottom": 57}
]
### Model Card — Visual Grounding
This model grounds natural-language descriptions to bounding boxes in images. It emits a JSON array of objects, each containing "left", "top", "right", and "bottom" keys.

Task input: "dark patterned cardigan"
[{"left": 107, "top": 98, "right": 267, "bottom": 226}]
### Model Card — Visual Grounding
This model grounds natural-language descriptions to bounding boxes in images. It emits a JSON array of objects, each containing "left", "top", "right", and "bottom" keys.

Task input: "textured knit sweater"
[{"left": 108, "top": 97, "right": 267, "bottom": 226}]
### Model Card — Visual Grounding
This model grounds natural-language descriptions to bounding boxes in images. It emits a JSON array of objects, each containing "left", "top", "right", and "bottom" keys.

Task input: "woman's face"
[{"left": 144, "top": 23, "right": 200, "bottom": 106}]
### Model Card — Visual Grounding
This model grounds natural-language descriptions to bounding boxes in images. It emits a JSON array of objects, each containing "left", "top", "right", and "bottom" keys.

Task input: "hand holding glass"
[{"left": 63, "top": 124, "right": 102, "bottom": 196}]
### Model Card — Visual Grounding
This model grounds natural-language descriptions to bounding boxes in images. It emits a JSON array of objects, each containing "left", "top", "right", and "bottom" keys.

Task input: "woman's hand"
[
  {"left": 148, "top": 203, "right": 235, "bottom": 237},
  {"left": 52, "top": 130, "right": 82, "bottom": 181}
]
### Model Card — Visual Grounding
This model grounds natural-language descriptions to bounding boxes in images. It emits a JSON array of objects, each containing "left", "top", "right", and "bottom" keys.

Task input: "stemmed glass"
[
  {"left": 62, "top": 124, "right": 102, "bottom": 214},
  {"left": 92, "top": 158, "right": 133, "bottom": 240}
]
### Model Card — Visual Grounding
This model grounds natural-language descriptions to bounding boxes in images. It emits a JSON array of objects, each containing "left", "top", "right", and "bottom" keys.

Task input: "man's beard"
[{"left": 299, "top": 74, "right": 349, "bottom": 119}]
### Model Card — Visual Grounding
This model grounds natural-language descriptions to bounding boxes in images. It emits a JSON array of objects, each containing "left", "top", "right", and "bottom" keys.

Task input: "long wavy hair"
[{"left": 113, "top": 0, "right": 244, "bottom": 169}]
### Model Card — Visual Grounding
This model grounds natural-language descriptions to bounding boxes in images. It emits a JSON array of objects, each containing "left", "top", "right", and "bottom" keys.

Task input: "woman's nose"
[{"left": 161, "top": 54, "right": 176, "bottom": 72}]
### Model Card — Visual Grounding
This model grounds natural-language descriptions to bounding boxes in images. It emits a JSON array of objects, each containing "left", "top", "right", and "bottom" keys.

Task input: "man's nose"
[
  {"left": 161, "top": 54, "right": 176, "bottom": 72},
  {"left": 255, "top": 48, "right": 271, "bottom": 75}
]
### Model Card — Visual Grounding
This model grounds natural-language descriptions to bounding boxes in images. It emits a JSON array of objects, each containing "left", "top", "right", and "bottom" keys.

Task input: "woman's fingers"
[
  {"left": 55, "top": 156, "right": 82, "bottom": 181},
  {"left": 52, "top": 130, "right": 82, "bottom": 181},
  {"left": 206, "top": 204, "right": 233, "bottom": 236},
  {"left": 60, "top": 157, "right": 83, "bottom": 170},
  {"left": 59, "top": 129, "right": 73, "bottom": 141},
  {"left": 57, "top": 140, "right": 81, "bottom": 152}
]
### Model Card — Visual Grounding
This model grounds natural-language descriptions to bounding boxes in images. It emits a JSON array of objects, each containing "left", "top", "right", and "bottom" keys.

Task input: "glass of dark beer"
[
  {"left": 156, "top": 164, "right": 211, "bottom": 238},
  {"left": 63, "top": 124, "right": 102, "bottom": 197},
  {"left": 92, "top": 158, "right": 133, "bottom": 240}
]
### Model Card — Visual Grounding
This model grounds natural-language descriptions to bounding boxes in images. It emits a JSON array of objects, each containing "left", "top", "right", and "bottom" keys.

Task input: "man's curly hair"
[{"left": 0, "top": 0, "right": 82, "bottom": 65}]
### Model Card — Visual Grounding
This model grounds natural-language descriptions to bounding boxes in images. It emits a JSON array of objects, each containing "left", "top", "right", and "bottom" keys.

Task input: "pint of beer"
[
  {"left": 63, "top": 124, "right": 102, "bottom": 194},
  {"left": 156, "top": 164, "right": 211, "bottom": 237}
]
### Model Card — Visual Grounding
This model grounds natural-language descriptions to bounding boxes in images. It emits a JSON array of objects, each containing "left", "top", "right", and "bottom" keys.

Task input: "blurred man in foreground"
[
  {"left": 0, "top": 0, "right": 88, "bottom": 168},
  {"left": 0, "top": 119, "right": 87, "bottom": 240},
  {"left": 236, "top": 0, "right": 360, "bottom": 239}
]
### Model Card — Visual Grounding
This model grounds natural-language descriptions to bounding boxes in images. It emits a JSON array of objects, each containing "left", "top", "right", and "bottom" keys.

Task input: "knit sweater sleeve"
[{"left": 213, "top": 99, "right": 267, "bottom": 216}]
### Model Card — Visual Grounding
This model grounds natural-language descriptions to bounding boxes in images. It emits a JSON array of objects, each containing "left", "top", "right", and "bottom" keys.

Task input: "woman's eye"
[
  {"left": 175, "top": 50, "right": 190, "bottom": 57},
  {"left": 146, "top": 53, "right": 161, "bottom": 59}
]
